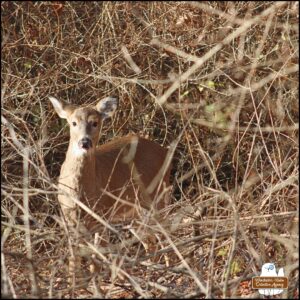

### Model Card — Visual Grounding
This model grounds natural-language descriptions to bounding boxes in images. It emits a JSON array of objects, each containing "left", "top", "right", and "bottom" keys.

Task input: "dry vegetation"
[{"left": 1, "top": 1, "right": 299, "bottom": 299}]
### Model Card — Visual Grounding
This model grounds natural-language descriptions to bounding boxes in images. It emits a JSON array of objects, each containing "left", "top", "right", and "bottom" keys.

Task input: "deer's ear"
[
  {"left": 95, "top": 97, "right": 118, "bottom": 120},
  {"left": 49, "top": 96, "right": 75, "bottom": 119}
]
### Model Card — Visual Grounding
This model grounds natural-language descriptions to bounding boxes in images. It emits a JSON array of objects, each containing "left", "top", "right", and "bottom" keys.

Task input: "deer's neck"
[{"left": 60, "top": 147, "right": 97, "bottom": 200}]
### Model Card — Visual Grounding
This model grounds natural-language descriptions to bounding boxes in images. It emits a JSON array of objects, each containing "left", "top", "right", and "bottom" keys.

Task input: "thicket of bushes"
[{"left": 2, "top": 2, "right": 298, "bottom": 298}]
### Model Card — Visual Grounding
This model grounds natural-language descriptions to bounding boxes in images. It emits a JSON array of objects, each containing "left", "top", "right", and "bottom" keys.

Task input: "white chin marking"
[{"left": 73, "top": 144, "right": 89, "bottom": 157}]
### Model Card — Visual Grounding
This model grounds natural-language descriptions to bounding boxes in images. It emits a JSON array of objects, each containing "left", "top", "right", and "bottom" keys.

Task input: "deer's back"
[{"left": 93, "top": 135, "right": 171, "bottom": 220}]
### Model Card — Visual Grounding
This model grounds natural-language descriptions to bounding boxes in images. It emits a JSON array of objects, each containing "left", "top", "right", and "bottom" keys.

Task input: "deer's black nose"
[{"left": 78, "top": 138, "right": 92, "bottom": 149}]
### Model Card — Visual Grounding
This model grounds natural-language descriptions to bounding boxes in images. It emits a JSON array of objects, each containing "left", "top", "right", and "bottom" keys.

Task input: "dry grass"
[{"left": 1, "top": 1, "right": 299, "bottom": 298}]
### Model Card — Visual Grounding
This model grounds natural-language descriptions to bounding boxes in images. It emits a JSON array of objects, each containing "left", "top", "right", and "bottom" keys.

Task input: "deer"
[{"left": 49, "top": 96, "right": 172, "bottom": 282}]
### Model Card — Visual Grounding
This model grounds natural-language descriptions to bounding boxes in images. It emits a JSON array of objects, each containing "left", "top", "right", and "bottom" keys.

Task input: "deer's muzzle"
[{"left": 78, "top": 138, "right": 92, "bottom": 150}]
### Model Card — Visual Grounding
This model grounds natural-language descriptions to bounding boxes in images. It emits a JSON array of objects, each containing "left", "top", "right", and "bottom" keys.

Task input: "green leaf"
[
  {"left": 205, "top": 103, "right": 216, "bottom": 113},
  {"left": 230, "top": 260, "right": 242, "bottom": 276},
  {"left": 180, "top": 90, "right": 190, "bottom": 97},
  {"left": 217, "top": 247, "right": 228, "bottom": 257},
  {"left": 207, "top": 80, "right": 215, "bottom": 88},
  {"left": 24, "top": 62, "right": 32, "bottom": 69}
]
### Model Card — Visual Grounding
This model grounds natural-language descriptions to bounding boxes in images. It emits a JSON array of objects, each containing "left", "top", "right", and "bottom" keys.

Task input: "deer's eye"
[
  {"left": 72, "top": 121, "right": 77, "bottom": 127},
  {"left": 92, "top": 122, "right": 98, "bottom": 127}
]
